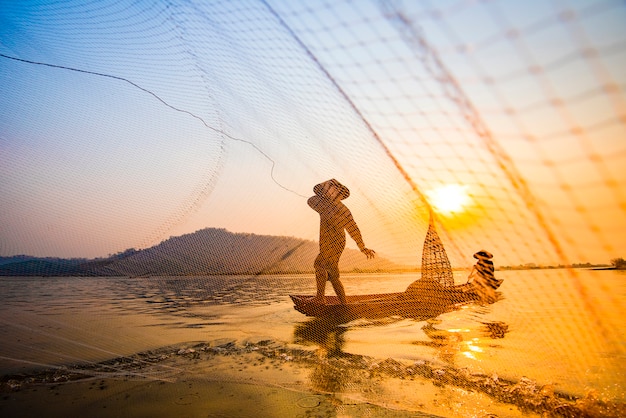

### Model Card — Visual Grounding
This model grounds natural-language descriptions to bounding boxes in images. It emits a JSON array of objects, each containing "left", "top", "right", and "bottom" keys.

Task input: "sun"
[{"left": 426, "top": 184, "right": 470, "bottom": 215}]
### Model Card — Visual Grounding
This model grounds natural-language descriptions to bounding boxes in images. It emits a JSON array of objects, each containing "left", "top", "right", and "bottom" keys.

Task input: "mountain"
[{"left": 0, "top": 228, "right": 407, "bottom": 276}]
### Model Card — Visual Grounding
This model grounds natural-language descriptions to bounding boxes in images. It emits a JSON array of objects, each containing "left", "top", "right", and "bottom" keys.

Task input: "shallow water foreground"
[
  {"left": 1, "top": 338, "right": 622, "bottom": 417},
  {"left": 0, "top": 271, "right": 624, "bottom": 417}
]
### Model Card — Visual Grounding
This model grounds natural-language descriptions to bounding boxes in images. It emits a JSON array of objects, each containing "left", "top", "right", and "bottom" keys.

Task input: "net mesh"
[{"left": 0, "top": 0, "right": 625, "bottom": 416}]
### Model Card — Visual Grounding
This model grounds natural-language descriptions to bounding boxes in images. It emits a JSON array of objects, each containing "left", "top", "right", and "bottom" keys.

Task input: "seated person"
[{"left": 467, "top": 250, "right": 502, "bottom": 302}]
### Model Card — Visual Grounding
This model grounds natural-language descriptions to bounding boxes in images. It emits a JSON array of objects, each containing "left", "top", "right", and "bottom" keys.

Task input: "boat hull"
[{"left": 290, "top": 285, "right": 482, "bottom": 320}]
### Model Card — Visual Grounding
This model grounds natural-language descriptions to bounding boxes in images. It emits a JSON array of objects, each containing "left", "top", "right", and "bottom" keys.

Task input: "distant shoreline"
[
  {"left": 1, "top": 265, "right": 621, "bottom": 278},
  {"left": 2, "top": 228, "right": 622, "bottom": 277},
  {"left": 498, "top": 265, "right": 615, "bottom": 271}
]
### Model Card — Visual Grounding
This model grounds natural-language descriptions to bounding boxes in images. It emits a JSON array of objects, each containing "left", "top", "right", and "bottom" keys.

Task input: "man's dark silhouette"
[{"left": 308, "top": 179, "right": 375, "bottom": 304}]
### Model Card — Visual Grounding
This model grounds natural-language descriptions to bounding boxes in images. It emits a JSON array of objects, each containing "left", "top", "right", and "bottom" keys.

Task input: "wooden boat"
[
  {"left": 290, "top": 282, "right": 483, "bottom": 319},
  {"left": 291, "top": 214, "right": 502, "bottom": 320}
]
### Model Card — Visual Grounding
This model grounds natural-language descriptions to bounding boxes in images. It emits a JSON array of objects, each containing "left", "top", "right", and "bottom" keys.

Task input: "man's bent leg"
[{"left": 327, "top": 267, "right": 346, "bottom": 304}]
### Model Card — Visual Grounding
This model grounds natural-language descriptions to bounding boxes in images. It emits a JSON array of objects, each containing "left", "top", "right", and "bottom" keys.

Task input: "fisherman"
[
  {"left": 467, "top": 250, "right": 502, "bottom": 303},
  {"left": 308, "top": 179, "right": 375, "bottom": 304}
]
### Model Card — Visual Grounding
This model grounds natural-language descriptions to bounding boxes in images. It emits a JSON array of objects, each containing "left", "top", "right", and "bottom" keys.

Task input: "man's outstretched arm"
[{"left": 344, "top": 210, "right": 376, "bottom": 259}]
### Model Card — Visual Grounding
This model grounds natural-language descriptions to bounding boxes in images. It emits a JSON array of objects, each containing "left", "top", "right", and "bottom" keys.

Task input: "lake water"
[{"left": 0, "top": 269, "right": 624, "bottom": 413}]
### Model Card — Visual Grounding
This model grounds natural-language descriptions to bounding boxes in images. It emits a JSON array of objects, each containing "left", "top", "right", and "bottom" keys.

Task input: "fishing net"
[
  {"left": 1, "top": 1, "right": 624, "bottom": 416},
  {"left": 420, "top": 215, "right": 454, "bottom": 287}
]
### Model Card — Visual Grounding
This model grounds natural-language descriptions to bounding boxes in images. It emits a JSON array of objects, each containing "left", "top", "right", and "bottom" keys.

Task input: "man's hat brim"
[{"left": 314, "top": 179, "right": 350, "bottom": 199}]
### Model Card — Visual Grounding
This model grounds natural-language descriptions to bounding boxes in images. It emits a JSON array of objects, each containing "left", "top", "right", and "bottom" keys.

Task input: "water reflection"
[
  {"left": 293, "top": 317, "right": 354, "bottom": 393},
  {"left": 415, "top": 319, "right": 464, "bottom": 365},
  {"left": 294, "top": 317, "right": 347, "bottom": 357},
  {"left": 480, "top": 321, "right": 509, "bottom": 339},
  {"left": 413, "top": 318, "right": 510, "bottom": 366},
  {"left": 292, "top": 306, "right": 511, "bottom": 392}
]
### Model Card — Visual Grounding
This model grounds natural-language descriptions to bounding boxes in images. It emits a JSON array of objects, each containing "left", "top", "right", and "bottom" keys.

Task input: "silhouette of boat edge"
[{"left": 290, "top": 282, "right": 485, "bottom": 319}]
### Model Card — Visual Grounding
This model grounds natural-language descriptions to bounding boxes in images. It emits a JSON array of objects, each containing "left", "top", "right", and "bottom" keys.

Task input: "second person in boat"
[{"left": 467, "top": 249, "right": 503, "bottom": 303}]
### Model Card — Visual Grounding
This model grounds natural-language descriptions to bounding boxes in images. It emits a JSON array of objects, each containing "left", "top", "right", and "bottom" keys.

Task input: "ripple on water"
[{"left": 296, "top": 395, "right": 322, "bottom": 408}]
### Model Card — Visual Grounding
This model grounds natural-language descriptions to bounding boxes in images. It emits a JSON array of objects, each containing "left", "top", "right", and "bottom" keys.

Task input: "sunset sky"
[{"left": 1, "top": 0, "right": 624, "bottom": 267}]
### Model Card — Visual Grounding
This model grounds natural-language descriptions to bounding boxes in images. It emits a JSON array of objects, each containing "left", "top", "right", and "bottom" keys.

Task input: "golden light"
[{"left": 426, "top": 184, "right": 470, "bottom": 215}]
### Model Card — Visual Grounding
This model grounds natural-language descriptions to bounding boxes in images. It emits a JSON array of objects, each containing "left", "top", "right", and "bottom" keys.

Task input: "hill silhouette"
[{"left": 0, "top": 228, "right": 406, "bottom": 276}]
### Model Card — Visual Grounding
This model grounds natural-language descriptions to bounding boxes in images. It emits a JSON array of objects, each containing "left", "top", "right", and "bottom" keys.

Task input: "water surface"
[{"left": 0, "top": 269, "right": 624, "bottom": 404}]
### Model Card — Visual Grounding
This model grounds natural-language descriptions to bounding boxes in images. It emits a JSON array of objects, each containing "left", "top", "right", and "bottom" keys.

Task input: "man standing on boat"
[{"left": 308, "top": 179, "right": 376, "bottom": 304}]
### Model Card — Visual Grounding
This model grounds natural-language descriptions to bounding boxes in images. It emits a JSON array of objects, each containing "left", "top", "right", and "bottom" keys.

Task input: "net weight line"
[{"left": 0, "top": 52, "right": 306, "bottom": 200}]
